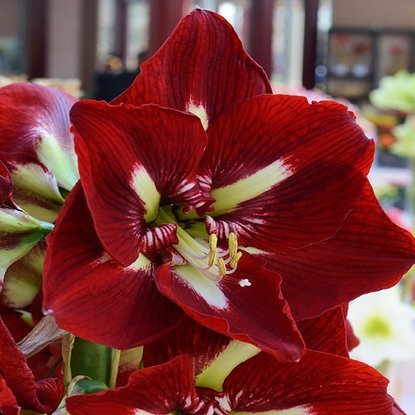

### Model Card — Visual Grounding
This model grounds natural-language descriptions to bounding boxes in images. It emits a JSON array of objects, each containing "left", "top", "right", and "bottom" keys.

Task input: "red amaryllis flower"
[
  {"left": 118, "top": 10, "right": 415, "bottom": 318},
  {"left": 43, "top": 10, "right": 415, "bottom": 359},
  {"left": 0, "top": 316, "right": 63, "bottom": 414},
  {"left": 66, "top": 312, "right": 401, "bottom": 415},
  {"left": 115, "top": 9, "right": 415, "bottom": 321},
  {"left": 0, "top": 83, "right": 78, "bottom": 310}
]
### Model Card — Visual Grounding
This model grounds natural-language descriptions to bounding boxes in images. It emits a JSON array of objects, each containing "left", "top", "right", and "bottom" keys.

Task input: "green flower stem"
[
  {"left": 109, "top": 349, "right": 121, "bottom": 388},
  {"left": 70, "top": 338, "right": 113, "bottom": 385}
]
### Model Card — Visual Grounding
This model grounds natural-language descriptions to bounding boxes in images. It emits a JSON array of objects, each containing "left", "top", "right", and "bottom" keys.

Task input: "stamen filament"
[
  {"left": 179, "top": 245, "right": 209, "bottom": 260},
  {"left": 217, "top": 249, "right": 230, "bottom": 258},
  {"left": 218, "top": 258, "right": 227, "bottom": 276},
  {"left": 208, "top": 250, "right": 217, "bottom": 267}
]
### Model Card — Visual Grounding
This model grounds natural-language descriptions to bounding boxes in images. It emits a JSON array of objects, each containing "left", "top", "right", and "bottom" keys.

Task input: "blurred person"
[{"left": 94, "top": 53, "right": 135, "bottom": 101}]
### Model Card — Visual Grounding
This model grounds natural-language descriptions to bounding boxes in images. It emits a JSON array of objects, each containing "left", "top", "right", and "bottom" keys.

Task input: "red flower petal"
[
  {"left": 0, "top": 161, "right": 13, "bottom": 205},
  {"left": 268, "top": 181, "right": 415, "bottom": 320},
  {"left": 143, "top": 315, "right": 232, "bottom": 376},
  {"left": 70, "top": 100, "right": 211, "bottom": 266},
  {"left": 297, "top": 306, "right": 349, "bottom": 357},
  {"left": 0, "top": 83, "right": 78, "bottom": 191},
  {"left": 0, "top": 376, "right": 19, "bottom": 415},
  {"left": 66, "top": 355, "right": 207, "bottom": 415},
  {"left": 143, "top": 316, "right": 261, "bottom": 393},
  {"left": 43, "top": 183, "right": 184, "bottom": 349},
  {"left": 155, "top": 254, "right": 304, "bottom": 361},
  {"left": 223, "top": 350, "right": 395, "bottom": 414},
  {"left": 113, "top": 9, "right": 271, "bottom": 128},
  {"left": 343, "top": 304, "right": 360, "bottom": 351},
  {"left": 197, "top": 94, "right": 373, "bottom": 252},
  {"left": 0, "top": 305, "right": 31, "bottom": 342},
  {"left": 0, "top": 317, "right": 62, "bottom": 413}
]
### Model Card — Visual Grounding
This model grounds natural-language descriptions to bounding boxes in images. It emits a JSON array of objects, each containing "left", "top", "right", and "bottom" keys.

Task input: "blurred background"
[{"left": 1, "top": 0, "right": 415, "bottom": 412}]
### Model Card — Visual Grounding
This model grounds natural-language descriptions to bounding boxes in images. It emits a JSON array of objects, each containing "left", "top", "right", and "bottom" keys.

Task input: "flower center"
[
  {"left": 156, "top": 207, "right": 247, "bottom": 285},
  {"left": 362, "top": 315, "right": 392, "bottom": 340}
]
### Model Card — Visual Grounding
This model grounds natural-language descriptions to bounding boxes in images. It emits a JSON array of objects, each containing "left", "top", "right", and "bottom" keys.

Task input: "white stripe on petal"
[
  {"left": 174, "top": 264, "right": 228, "bottom": 309},
  {"left": 36, "top": 130, "right": 79, "bottom": 191},
  {"left": 131, "top": 165, "right": 161, "bottom": 223},
  {"left": 211, "top": 160, "right": 293, "bottom": 216},
  {"left": 187, "top": 99, "right": 209, "bottom": 130},
  {"left": 196, "top": 340, "right": 260, "bottom": 391},
  {"left": 127, "top": 253, "right": 152, "bottom": 271}
]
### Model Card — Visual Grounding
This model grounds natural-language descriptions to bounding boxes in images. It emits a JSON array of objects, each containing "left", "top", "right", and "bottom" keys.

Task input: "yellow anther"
[
  {"left": 208, "top": 250, "right": 217, "bottom": 267},
  {"left": 208, "top": 234, "right": 218, "bottom": 267},
  {"left": 230, "top": 251, "right": 243, "bottom": 269},
  {"left": 209, "top": 233, "right": 218, "bottom": 252},
  {"left": 218, "top": 258, "right": 227, "bottom": 276},
  {"left": 228, "top": 232, "right": 238, "bottom": 258}
]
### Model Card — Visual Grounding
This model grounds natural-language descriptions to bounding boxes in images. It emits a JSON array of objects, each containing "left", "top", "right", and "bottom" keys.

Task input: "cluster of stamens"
[
  {"left": 208, "top": 232, "right": 242, "bottom": 277},
  {"left": 204, "top": 232, "right": 249, "bottom": 287},
  {"left": 171, "top": 212, "right": 249, "bottom": 286}
]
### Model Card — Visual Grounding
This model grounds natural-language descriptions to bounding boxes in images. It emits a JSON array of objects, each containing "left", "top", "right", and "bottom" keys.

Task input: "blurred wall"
[
  {"left": 0, "top": 0, "right": 19, "bottom": 37},
  {"left": 333, "top": 0, "right": 415, "bottom": 28},
  {"left": 47, "top": 0, "right": 82, "bottom": 78}
]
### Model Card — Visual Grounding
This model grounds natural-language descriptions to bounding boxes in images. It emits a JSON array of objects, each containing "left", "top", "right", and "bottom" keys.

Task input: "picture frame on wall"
[
  {"left": 327, "top": 29, "right": 375, "bottom": 99},
  {"left": 376, "top": 33, "right": 412, "bottom": 83},
  {"left": 326, "top": 28, "right": 415, "bottom": 100}
]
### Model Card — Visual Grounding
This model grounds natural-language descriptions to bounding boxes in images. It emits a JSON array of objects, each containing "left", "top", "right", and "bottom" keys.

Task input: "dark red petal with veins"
[
  {"left": 199, "top": 94, "right": 373, "bottom": 252},
  {"left": 0, "top": 161, "right": 13, "bottom": 205},
  {"left": 224, "top": 350, "right": 395, "bottom": 414},
  {"left": 155, "top": 254, "right": 304, "bottom": 361},
  {"left": 0, "top": 83, "right": 78, "bottom": 190},
  {"left": 0, "top": 376, "right": 19, "bottom": 415},
  {"left": 144, "top": 315, "right": 232, "bottom": 376},
  {"left": 267, "top": 181, "right": 415, "bottom": 320},
  {"left": 0, "top": 305, "right": 31, "bottom": 342},
  {"left": 342, "top": 304, "right": 360, "bottom": 351},
  {"left": 43, "top": 183, "right": 184, "bottom": 349},
  {"left": 66, "top": 355, "right": 207, "bottom": 415},
  {"left": 0, "top": 317, "right": 62, "bottom": 413},
  {"left": 297, "top": 306, "right": 349, "bottom": 357},
  {"left": 113, "top": 9, "right": 271, "bottom": 127},
  {"left": 70, "top": 100, "right": 211, "bottom": 266}
]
